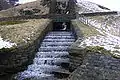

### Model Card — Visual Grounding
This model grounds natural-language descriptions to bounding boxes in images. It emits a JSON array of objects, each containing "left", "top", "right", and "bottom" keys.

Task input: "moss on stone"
[
  {"left": 0, "top": 47, "right": 14, "bottom": 54},
  {"left": 83, "top": 46, "right": 120, "bottom": 59}
]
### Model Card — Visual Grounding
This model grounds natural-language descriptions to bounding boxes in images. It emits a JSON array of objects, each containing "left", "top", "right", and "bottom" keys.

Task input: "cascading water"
[{"left": 16, "top": 31, "right": 75, "bottom": 80}]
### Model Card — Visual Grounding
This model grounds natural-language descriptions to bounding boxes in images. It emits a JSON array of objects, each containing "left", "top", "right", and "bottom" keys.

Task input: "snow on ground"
[
  {"left": 76, "top": 0, "right": 109, "bottom": 13},
  {"left": 79, "top": 35, "right": 120, "bottom": 54},
  {"left": 0, "top": 36, "right": 17, "bottom": 49},
  {"left": 79, "top": 17, "right": 120, "bottom": 56},
  {"left": 77, "top": 0, "right": 120, "bottom": 56}
]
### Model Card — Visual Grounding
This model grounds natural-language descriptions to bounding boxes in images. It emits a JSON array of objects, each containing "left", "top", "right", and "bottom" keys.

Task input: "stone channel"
[{"left": 15, "top": 31, "right": 75, "bottom": 80}]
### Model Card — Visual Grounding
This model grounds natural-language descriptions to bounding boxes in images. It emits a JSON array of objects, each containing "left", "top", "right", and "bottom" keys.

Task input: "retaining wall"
[{"left": 0, "top": 20, "right": 53, "bottom": 79}]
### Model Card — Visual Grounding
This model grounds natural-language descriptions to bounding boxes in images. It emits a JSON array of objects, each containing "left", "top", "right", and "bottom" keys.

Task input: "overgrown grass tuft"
[{"left": 0, "top": 21, "right": 27, "bottom": 25}]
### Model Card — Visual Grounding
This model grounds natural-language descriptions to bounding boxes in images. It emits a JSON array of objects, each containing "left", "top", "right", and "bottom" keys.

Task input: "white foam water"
[{"left": 16, "top": 31, "right": 75, "bottom": 80}]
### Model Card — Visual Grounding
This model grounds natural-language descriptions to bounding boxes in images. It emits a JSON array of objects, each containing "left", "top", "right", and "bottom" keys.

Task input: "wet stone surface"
[
  {"left": 15, "top": 31, "right": 75, "bottom": 80},
  {"left": 69, "top": 53, "right": 120, "bottom": 80}
]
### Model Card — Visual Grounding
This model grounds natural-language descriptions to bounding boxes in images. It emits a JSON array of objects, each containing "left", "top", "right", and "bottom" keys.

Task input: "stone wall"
[
  {"left": 68, "top": 20, "right": 120, "bottom": 80},
  {"left": 68, "top": 52, "right": 120, "bottom": 80},
  {"left": 69, "top": 20, "right": 84, "bottom": 71},
  {"left": 0, "top": 19, "right": 53, "bottom": 79}
]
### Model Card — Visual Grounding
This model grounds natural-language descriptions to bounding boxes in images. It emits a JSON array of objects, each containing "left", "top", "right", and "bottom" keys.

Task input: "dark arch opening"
[{"left": 53, "top": 22, "right": 70, "bottom": 31}]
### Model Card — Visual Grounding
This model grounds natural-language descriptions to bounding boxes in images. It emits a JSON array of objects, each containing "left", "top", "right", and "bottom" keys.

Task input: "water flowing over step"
[{"left": 16, "top": 31, "right": 75, "bottom": 80}]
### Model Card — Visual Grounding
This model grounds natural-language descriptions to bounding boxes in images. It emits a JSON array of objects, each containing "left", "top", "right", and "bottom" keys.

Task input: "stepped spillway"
[{"left": 16, "top": 31, "right": 75, "bottom": 80}]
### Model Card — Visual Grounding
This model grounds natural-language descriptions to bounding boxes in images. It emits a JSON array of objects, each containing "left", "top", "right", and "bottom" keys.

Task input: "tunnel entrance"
[{"left": 53, "top": 22, "right": 71, "bottom": 31}]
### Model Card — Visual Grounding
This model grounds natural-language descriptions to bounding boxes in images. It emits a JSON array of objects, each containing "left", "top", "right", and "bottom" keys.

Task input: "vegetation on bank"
[
  {"left": 0, "top": 19, "right": 50, "bottom": 45},
  {"left": 72, "top": 20, "right": 100, "bottom": 38},
  {"left": 0, "top": 47, "right": 15, "bottom": 54},
  {"left": 72, "top": 20, "right": 120, "bottom": 59},
  {"left": 85, "top": 46, "right": 110, "bottom": 54},
  {"left": 84, "top": 46, "right": 120, "bottom": 59},
  {"left": 0, "top": 20, "right": 27, "bottom": 25}
]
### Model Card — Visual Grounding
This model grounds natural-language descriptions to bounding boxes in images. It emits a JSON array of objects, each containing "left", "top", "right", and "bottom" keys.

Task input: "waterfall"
[{"left": 16, "top": 31, "right": 75, "bottom": 80}]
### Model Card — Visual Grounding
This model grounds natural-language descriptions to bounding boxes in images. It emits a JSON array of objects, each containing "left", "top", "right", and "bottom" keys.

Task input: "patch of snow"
[
  {"left": 76, "top": 0, "right": 110, "bottom": 13},
  {"left": 79, "top": 35, "right": 120, "bottom": 51},
  {"left": 0, "top": 36, "right": 17, "bottom": 49},
  {"left": 78, "top": 16, "right": 120, "bottom": 55},
  {"left": 77, "top": 0, "right": 120, "bottom": 55}
]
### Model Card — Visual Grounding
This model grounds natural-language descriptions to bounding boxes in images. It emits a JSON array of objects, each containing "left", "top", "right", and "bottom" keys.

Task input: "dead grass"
[{"left": 72, "top": 20, "right": 100, "bottom": 38}]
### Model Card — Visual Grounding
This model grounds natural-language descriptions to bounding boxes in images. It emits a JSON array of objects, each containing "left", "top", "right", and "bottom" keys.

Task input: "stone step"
[
  {"left": 36, "top": 52, "right": 69, "bottom": 58},
  {"left": 41, "top": 45, "right": 69, "bottom": 47},
  {"left": 45, "top": 36, "right": 74, "bottom": 39},
  {"left": 39, "top": 47, "right": 68, "bottom": 52},
  {"left": 41, "top": 42, "right": 73, "bottom": 46},
  {"left": 33, "top": 58, "right": 69, "bottom": 65},
  {"left": 52, "top": 69, "right": 70, "bottom": 75},
  {"left": 24, "top": 76, "right": 56, "bottom": 80},
  {"left": 45, "top": 37, "right": 74, "bottom": 39},
  {"left": 44, "top": 38, "right": 75, "bottom": 40},
  {"left": 41, "top": 42, "right": 72, "bottom": 47},
  {"left": 27, "top": 64, "right": 70, "bottom": 74},
  {"left": 46, "top": 34, "right": 73, "bottom": 36},
  {"left": 27, "top": 64, "right": 60, "bottom": 73},
  {"left": 43, "top": 39, "right": 75, "bottom": 42},
  {"left": 45, "top": 35, "right": 73, "bottom": 37},
  {"left": 18, "top": 72, "right": 54, "bottom": 80},
  {"left": 49, "top": 31, "right": 72, "bottom": 34},
  {"left": 17, "top": 31, "right": 75, "bottom": 80},
  {"left": 43, "top": 41, "right": 74, "bottom": 42}
]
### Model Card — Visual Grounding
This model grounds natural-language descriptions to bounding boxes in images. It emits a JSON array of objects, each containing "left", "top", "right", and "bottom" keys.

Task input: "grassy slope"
[
  {"left": 72, "top": 19, "right": 100, "bottom": 38},
  {"left": 0, "top": 19, "right": 51, "bottom": 45}
]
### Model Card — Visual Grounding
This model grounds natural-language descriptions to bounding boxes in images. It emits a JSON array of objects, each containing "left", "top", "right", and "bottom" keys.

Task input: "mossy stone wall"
[{"left": 0, "top": 20, "right": 53, "bottom": 77}]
